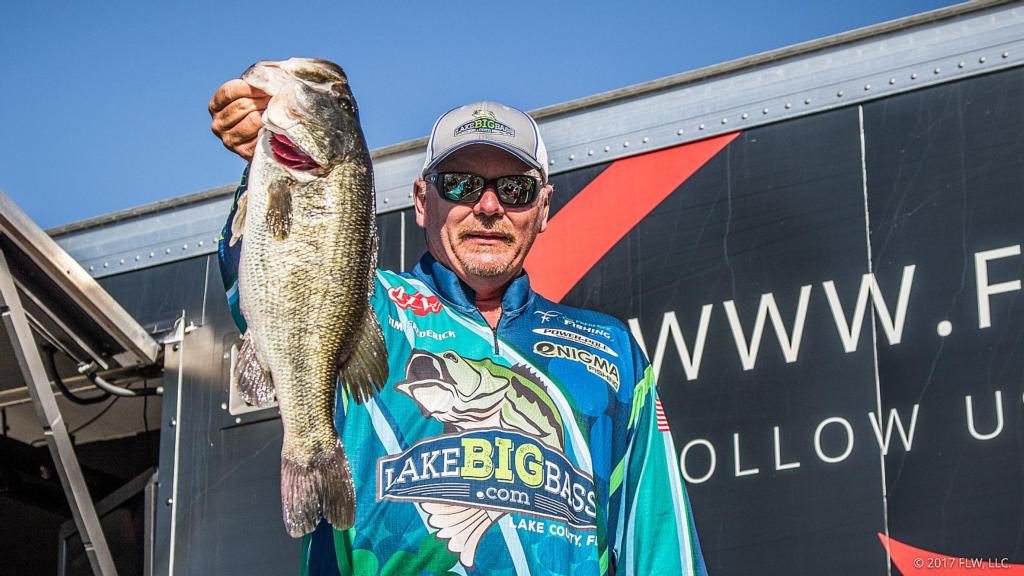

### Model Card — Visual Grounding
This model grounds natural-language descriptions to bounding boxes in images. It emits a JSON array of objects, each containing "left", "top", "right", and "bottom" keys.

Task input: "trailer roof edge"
[
  {"left": 367, "top": 0, "right": 1009, "bottom": 157},
  {"left": 48, "top": 0, "right": 1008, "bottom": 239},
  {"left": 47, "top": 184, "right": 237, "bottom": 237}
]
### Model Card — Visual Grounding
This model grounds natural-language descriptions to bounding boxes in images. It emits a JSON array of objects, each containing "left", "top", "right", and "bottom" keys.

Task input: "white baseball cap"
[{"left": 421, "top": 101, "right": 549, "bottom": 182}]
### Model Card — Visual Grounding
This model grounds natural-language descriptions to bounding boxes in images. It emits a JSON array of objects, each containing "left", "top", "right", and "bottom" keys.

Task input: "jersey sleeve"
[
  {"left": 610, "top": 342, "right": 708, "bottom": 576},
  {"left": 217, "top": 167, "right": 249, "bottom": 333}
]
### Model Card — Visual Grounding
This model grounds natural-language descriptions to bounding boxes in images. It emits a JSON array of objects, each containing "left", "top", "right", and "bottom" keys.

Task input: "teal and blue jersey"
[{"left": 219, "top": 179, "right": 707, "bottom": 576}]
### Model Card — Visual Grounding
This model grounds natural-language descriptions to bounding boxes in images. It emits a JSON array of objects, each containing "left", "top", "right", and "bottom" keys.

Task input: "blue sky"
[{"left": 1, "top": 0, "right": 962, "bottom": 229}]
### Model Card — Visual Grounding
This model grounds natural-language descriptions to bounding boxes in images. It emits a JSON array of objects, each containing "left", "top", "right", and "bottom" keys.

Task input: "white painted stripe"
[
  {"left": 622, "top": 429, "right": 651, "bottom": 575},
  {"left": 399, "top": 211, "right": 406, "bottom": 272},
  {"left": 498, "top": 516, "right": 533, "bottom": 576},
  {"left": 365, "top": 398, "right": 402, "bottom": 455},
  {"left": 167, "top": 316, "right": 186, "bottom": 576},
  {"left": 663, "top": 431, "right": 694, "bottom": 575},
  {"left": 200, "top": 256, "right": 210, "bottom": 325},
  {"left": 859, "top": 105, "right": 892, "bottom": 576},
  {"left": 612, "top": 442, "right": 633, "bottom": 564}
]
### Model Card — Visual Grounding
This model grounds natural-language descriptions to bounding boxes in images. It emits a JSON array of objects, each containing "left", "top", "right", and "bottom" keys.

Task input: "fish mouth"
[
  {"left": 408, "top": 353, "right": 443, "bottom": 380},
  {"left": 269, "top": 132, "right": 322, "bottom": 172},
  {"left": 402, "top": 353, "right": 455, "bottom": 388},
  {"left": 396, "top": 353, "right": 460, "bottom": 396}
]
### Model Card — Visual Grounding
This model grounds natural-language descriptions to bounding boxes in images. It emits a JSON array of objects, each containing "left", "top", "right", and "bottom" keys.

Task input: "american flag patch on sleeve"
[{"left": 655, "top": 398, "right": 670, "bottom": 432}]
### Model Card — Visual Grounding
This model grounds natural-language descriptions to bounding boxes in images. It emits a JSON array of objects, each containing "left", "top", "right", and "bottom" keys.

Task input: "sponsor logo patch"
[
  {"left": 534, "top": 310, "right": 560, "bottom": 324},
  {"left": 388, "top": 286, "right": 442, "bottom": 316},
  {"left": 533, "top": 341, "right": 621, "bottom": 391},
  {"left": 454, "top": 109, "right": 515, "bottom": 138},
  {"left": 532, "top": 328, "right": 617, "bottom": 357},
  {"left": 377, "top": 429, "right": 597, "bottom": 531},
  {"left": 533, "top": 310, "right": 614, "bottom": 340}
]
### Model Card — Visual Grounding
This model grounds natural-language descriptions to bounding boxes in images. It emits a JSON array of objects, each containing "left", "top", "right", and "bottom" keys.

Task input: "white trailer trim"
[{"left": 50, "top": 0, "right": 1024, "bottom": 279}]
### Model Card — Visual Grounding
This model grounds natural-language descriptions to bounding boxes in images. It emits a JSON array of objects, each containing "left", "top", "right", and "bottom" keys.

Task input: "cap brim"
[{"left": 423, "top": 141, "right": 546, "bottom": 180}]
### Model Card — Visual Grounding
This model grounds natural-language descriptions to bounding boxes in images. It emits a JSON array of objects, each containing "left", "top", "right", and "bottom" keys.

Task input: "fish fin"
[
  {"left": 265, "top": 179, "right": 292, "bottom": 240},
  {"left": 234, "top": 332, "right": 276, "bottom": 407},
  {"left": 338, "top": 308, "right": 388, "bottom": 404},
  {"left": 280, "top": 438, "right": 356, "bottom": 537},
  {"left": 229, "top": 190, "right": 248, "bottom": 246},
  {"left": 419, "top": 502, "right": 499, "bottom": 567}
]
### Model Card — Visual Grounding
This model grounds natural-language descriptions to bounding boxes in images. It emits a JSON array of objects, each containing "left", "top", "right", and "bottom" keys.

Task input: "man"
[{"left": 210, "top": 78, "right": 708, "bottom": 575}]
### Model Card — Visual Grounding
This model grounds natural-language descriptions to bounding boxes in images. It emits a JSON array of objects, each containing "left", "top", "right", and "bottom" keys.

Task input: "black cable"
[
  {"left": 32, "top": 395, "right": 123, "bottom": 447},
  {"left": 42, "top": 345, "right": 111, "bottom": 405},
  {"left": 68, "top": 396, "right": 120, "bottom": 437}
]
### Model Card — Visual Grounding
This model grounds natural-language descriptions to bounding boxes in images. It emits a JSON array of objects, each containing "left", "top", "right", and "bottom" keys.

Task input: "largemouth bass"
[{"left": 231, "top": 57, "right": 387, "bottom": 537}]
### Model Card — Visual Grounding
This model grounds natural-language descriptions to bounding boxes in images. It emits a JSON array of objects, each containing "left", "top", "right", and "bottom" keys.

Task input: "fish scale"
[
  {"left": 243, "top": 162, "right": 369, "bottom": 455},
  {"left": 231, "top": 58, "right": 388, "bottom": 537}
]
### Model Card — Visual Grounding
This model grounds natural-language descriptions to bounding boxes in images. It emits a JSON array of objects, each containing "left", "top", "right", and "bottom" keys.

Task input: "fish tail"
[
  {"left": 338, "top": 308, "right": 388, "bottom": 404},
  {"left": 281, "top": 438, "right": 356, "bottom": 537}
]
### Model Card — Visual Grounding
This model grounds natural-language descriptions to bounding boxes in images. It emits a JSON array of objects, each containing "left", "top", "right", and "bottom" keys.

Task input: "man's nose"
[{"left": 473, "top": 186, "right": 505, "bottom": 217}]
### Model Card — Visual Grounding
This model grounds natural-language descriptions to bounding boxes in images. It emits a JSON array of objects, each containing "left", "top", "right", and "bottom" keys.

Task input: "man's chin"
[
  {"left": 462, "top": 261, "right": 511, "bottom": 278},
  {"left": 455, "top": 251, "right": 515, "bottom": 279}
]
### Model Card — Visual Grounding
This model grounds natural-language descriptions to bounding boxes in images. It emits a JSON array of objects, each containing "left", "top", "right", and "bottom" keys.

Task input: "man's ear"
[
  {"left": 412, "top": 179, "right": 428, "bottom": 228},
  {"left": 538, "top": 184, "right": 554, "bottom": 233}
]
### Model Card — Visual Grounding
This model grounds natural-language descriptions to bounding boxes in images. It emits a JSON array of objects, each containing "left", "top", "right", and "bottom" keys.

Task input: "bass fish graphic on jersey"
[{"left": 390, "top": 350, "right": 577, "bottom": 567}]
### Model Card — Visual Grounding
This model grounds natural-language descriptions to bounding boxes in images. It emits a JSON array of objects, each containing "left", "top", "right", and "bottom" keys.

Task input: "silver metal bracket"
[{"left": 0, "top": 248, "right": 119, "bottom": 576}]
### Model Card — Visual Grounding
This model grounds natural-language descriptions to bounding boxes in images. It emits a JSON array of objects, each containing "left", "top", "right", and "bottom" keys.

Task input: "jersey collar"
[{"left": 411, "top": 253, "right": 534, "bottom": 318}]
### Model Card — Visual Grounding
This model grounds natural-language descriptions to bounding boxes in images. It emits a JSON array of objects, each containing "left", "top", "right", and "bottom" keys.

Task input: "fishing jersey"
[{"left": 218, "top": 180, "right": 707, "bottom": 576}]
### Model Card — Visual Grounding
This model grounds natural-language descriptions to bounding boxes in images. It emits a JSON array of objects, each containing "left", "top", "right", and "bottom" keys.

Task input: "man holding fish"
[{"left": 210, "top": 58, "right": 708, "bottom": 575}]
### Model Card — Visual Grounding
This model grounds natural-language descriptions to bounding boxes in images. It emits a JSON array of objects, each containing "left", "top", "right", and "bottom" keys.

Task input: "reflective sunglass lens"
[
  {"left": 441, "top": 174, "right": 481, "bottom": 202},
  {"left": 497, "top": 176, "right": 535, "bottom": 204}
]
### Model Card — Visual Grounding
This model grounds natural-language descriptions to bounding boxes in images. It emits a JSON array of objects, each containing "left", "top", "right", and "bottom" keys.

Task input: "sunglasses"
[{"left": 426, "top": 172, "right": 541, "bottom": 206}]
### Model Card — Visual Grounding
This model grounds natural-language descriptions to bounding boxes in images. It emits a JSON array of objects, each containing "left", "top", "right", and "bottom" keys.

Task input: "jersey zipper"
[{"left": 484, "top": 312, "right": 503, "bottom": 355}]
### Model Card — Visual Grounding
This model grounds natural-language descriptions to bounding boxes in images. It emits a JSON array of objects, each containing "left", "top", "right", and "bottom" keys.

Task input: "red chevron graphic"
[
  {"left": 526, "top": 132, "right": 739, "bottom": 302},
  {"left": 879, "top": 533, "right": 1024, "bottom": 575}
]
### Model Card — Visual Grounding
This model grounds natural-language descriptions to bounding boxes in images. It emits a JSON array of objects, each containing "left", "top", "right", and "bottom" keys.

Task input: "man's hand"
[{"left": 209, "top": 79, "right": 270, "bottom": 161}]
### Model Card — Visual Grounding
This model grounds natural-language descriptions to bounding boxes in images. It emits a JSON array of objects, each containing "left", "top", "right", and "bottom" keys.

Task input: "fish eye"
[
  {"left": 335, "top": 96, "right": 356, "bottom": 114},
  {"left": 443, "top": 352, "right": 459, "bottom": 362}
]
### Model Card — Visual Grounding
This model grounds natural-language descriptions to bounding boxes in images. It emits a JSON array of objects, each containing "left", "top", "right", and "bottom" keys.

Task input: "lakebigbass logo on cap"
[{"left": 454, "top": 109, "right": 515, "bottom": 138}]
